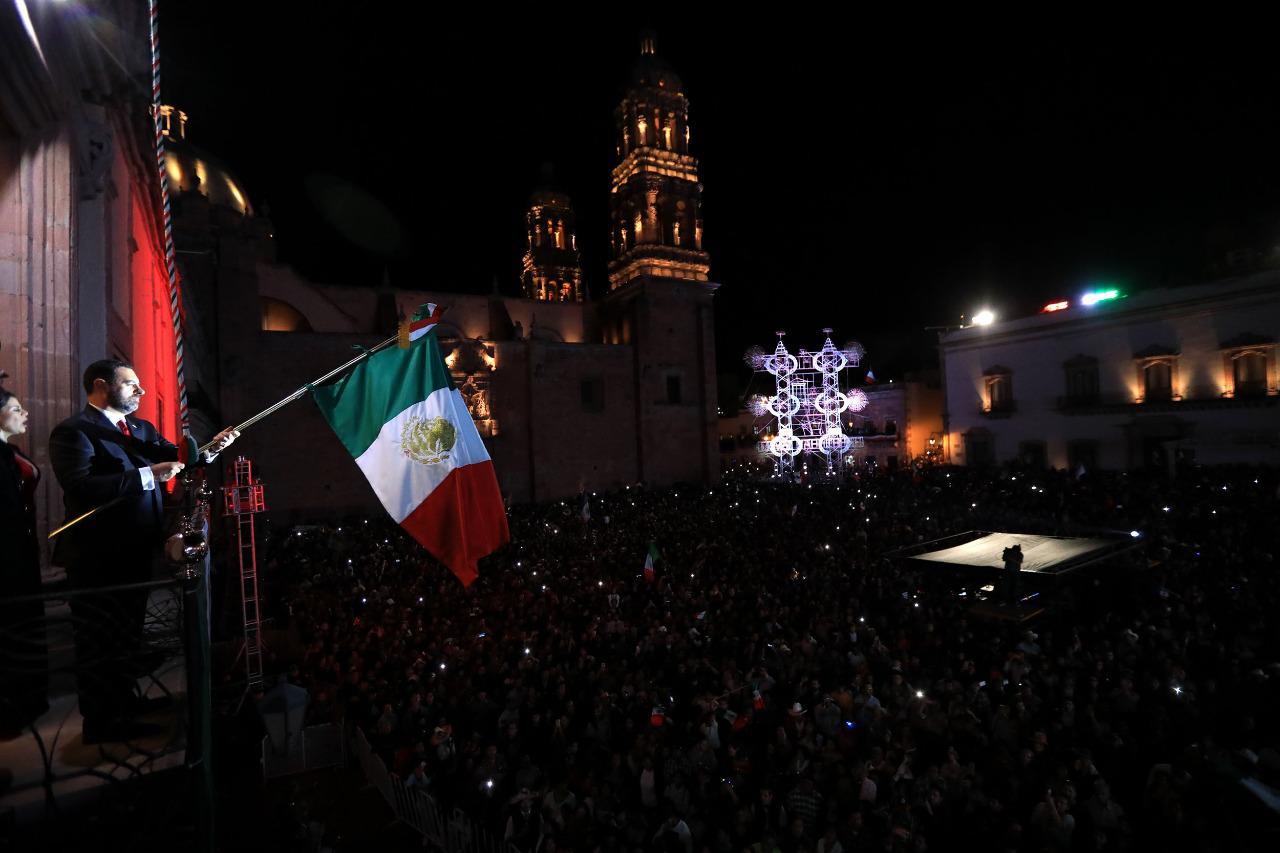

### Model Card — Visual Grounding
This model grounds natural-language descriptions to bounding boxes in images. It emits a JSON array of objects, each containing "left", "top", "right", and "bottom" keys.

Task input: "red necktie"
[{"left": 116, "top": 419, "right": 131, "bottom": 437}]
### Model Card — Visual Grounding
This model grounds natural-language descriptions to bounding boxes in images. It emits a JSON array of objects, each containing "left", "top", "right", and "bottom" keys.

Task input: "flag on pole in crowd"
[
  {"left": 865, "top": 369, "right": 877, "bottom": 384},
  {"left": 312, "top": 305, "right": 509, "bottom": 587},
  {"left": 643, "top": 541, "right": 660, "bottom": 582}
]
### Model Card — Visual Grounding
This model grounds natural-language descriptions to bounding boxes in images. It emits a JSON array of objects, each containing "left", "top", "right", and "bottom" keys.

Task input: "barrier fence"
[{"left": 350, "top": 727, "right": 513, "bottom": 853}]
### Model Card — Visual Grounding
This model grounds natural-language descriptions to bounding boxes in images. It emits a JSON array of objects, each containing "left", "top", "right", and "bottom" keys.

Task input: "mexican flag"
[{"left": 312, "top": 307, "right": 508, "bottom": 586}]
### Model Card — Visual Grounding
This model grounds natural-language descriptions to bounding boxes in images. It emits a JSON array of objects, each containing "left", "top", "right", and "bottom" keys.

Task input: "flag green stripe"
[{"left": 311, "top": 334, "right": 455, "bottom": 458}]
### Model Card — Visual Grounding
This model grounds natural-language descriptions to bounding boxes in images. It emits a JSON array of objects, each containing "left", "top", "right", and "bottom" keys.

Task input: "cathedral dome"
[
  {"left": 157, "top": 107, "right": 252, "bottom": 216},
  {"left": 164, "top": 140, "right": 252, "bottom": 216}
]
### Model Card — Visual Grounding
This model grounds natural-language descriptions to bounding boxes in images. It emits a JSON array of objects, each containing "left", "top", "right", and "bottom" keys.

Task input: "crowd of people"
[{"left": 265, "top": 463, "right": 1280, "bottom": 853}]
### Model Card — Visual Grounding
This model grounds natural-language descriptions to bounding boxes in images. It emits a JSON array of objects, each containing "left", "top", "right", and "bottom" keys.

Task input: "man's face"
[{"left": 106, "top": 367, "right": 144, "bottom": 414}]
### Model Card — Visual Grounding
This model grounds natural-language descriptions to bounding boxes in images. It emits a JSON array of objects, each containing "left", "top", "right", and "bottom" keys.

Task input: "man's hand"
[
  {"left": 151, "top": 461, "right": 185, "bottom": 483},
  {"left": 207, "top": 427, "right": 240, "bottom": 456}
]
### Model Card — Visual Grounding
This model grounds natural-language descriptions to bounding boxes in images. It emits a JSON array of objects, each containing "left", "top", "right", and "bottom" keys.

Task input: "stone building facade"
[
  {"left": 1, "top": 3, "right": 220, "bottom": 552},
  {"left": 940, "top": 274, "right": 1280, "bottom": 471}
]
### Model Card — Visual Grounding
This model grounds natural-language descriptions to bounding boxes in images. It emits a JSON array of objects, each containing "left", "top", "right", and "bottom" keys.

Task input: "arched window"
[
  {"left": 555, "top": 220, "right": 565, "bottom": 249},
  {"left": 619, "top": 227, "right": 628, "bottom": 251},
  {"left": 1234, "top": 351, "right": 1267, "bottom": 397},
  {"left": 663, "top": 124, "right": 672, "bottom": 149},
  {"left": 1143, "top": 361, "right": 1173, "bottom": 401},
  {"left": 261, "top": 297, "right": 312, "bottom": 332},
  {"left": 633, "top": 213, "right": 643, "bottom": 241},
  {"left": 636, "top": 117, "right": 647, "bottom": 146},
  {"left": 672, "top": 220, "right": 681, "bottom": 246}
]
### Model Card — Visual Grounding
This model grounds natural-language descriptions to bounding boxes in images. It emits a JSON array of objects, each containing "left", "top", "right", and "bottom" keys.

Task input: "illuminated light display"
[
  {"left": 749, "top": 330, "right": 867, "bottom": 478},
  {"left": 1081, "top": 288, "right": 1120, "bottom": 306},
  {"left": 971, "top": 309, "right": 996, "bottom": 326},
  {"left": 1041, "top": 300, "right": 1069, "bottom": 313}
]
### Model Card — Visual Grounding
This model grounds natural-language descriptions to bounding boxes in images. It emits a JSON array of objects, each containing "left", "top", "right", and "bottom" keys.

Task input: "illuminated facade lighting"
[
  {"left": 971, "top": 309, "right": 995, "bottom": 326},
  {"left": 749, "top": 331, "right": 867, "bottom": 477},
  {"left": 1041, "top": 300, "right": 1069, "bottom": 313}
]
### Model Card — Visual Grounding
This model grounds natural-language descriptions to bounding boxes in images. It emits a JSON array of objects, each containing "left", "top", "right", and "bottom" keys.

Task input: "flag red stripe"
[
  {"left": 400, "top": 461, "right": 509, "bottom": 587},
  {"left": 409, "top": 309, "right": 443, "bottom": 332}
]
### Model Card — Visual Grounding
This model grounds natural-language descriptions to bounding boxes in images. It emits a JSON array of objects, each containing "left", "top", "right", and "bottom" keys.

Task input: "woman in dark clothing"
[{"left": 0, "top": 385, "right": 49, "bottom": 734}]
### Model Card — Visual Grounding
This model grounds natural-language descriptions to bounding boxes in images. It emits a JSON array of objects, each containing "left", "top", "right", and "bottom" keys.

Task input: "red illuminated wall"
[{"left": 107, "top": 144, "right": 180, "bottom": 445}]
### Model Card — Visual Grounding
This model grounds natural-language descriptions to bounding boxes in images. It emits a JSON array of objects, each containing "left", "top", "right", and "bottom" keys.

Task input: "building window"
[
  {"left": 633, "top": 213, "right": 643, "bottom": 241},
  {"left": 663, "top": 124, "right": 672, "bottom": 149},
  {"left": 1143, "top": 360, "right": 1174, "bottom": 401},
  {"left": 1063, "top": 355, "right": 1099, "bottom": 404},
  {"left": 982, "top": 366, "right": 1014, "bottom": 414},
  {"left": 963, "top": 431, "right": 995, "bottom": 467},
  {"left": 636, "top": 117, "right": 647, "bottom": 146},
  {"left": 883, "top": 419, "right": 897, "bottom": 435},
  {"left": 1221, "top": 333, "right": 1275, "bottom": 398},
  {"left": 581, "top": 378, "right": 604, "bottom": 412},
  {"left": 672, "top": 220, "right": 680, "bottom": 246},
  {"left": 1233, "top": 352, "right": 1268, "bottom": 397},
  {"left": 1134, "top": 346, "right": 1180, "bottom": 403},
  {"left": 555, "top": 220, "right": 565, "bottom": 249},
  {"left": 666, "top": 375, "right": 683, "bottom": 404}
]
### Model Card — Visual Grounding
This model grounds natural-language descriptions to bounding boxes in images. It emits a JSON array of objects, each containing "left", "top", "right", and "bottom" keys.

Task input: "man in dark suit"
[{"left": 49, "top": 358, "right": 237, "bottom": 743}]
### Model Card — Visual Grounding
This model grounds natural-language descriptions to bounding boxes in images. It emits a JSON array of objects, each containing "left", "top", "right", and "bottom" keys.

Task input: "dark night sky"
[{"left": 163, "top": 8, "right": 1280, "bottom": 393}]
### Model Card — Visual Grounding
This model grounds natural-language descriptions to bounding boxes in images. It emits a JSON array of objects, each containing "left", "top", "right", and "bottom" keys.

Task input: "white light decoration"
[{"left": 748, "top": 329, "right": 867, "bottom": 478}]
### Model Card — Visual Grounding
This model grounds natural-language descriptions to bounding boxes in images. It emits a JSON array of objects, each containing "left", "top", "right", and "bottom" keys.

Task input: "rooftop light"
[{"left": 1081, "top": 288, "right": 1120, "bottom": 306}]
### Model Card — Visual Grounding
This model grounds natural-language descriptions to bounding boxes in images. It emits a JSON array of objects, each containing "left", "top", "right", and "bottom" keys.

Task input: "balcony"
[
  {"left": 1058, "top": 392, "right": 1278, "bottom": 415},
  {"left": 980, "top": 400, "right": 1016, "bottom": 419}
]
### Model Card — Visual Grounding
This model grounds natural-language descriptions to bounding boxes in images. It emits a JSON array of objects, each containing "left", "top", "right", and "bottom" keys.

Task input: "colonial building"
[
  {"left": 940, "top": 274, "right": 1280, "bottom": 471},
  {"left": 1, "top": 3, "right": 225, "bottom": 550},
  {"left": 857, "top": 381, "right": 944, "bottom": 471},
  {"left": 168, "top": 35, "right": 720, "bottom": 513}
]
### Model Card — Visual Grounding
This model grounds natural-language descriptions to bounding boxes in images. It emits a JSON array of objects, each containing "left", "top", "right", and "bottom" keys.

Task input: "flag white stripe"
[
  {"left": 354, "top": 387, "right": 491, "bottom": 523},
  {"left": 408, "top": 322, "right": 438, "bottom": 342}
]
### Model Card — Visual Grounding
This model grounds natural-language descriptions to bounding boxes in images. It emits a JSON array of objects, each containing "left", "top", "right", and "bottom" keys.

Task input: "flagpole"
[
  {"left": 50, "top": 331, "right": 404, "bottom": 540},
  {"left": 195, "top": 331, "right": 401, "bottom": 455}
]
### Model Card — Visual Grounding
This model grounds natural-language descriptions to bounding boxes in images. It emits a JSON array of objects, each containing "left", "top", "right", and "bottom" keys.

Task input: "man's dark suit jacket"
[{"left": 49, "top": 406, "right": 180, "bottom": 581}]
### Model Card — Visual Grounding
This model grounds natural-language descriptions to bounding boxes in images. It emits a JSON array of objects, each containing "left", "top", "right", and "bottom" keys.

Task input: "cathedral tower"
[
  {"left": 608, "top": 34, "right": 710, "bottom": 290},
  {"left": 521, "top": 188, "right": 585, "bottom": 302}
]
